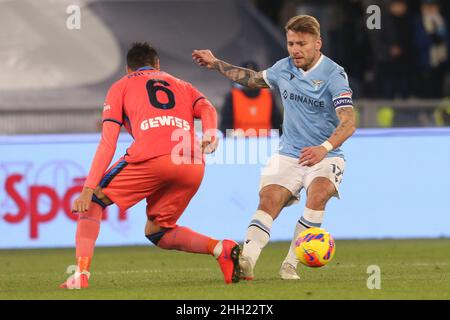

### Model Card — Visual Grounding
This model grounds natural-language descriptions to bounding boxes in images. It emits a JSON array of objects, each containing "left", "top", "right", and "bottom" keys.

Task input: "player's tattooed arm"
[
  {"left": 299, "top": 106, "right": 355, "bottom": 166},
  {"left": 192, "top": 49, "right": 269, "bottom": 88},
  {"left": 328, "top": 107, "right": 356, "bottom": 148},
  {"left": 300, "top": 107, "right": 355, "bottom": 166},
  {"left": 213, "top": 60, "right": 269, "bottom": 88}
]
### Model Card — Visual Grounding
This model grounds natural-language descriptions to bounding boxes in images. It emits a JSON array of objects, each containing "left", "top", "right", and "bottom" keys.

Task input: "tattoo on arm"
[
  {"left": 336, "top": 107, "right": 355, "bottom": 123},
  {"left": 329, "top": 107, "right": 356, "bottom": 147},
  {"left": 213, "top": 60, "right": 269, "bottom": 88}
]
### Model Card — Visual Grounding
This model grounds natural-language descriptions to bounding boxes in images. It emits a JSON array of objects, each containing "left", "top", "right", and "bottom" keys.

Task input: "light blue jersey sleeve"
[
  {"left": 262, "top": 58, "right": 288, "bottom": 89},
  {"left": 328, "top": 68, "right": 353, "bottom": 109}
]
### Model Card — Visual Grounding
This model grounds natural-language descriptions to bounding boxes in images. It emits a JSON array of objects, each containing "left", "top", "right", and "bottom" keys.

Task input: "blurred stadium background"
[
  {"left": 0, "top": 0, "right": 449, "bottom": 250},
  {"left": 1, "top": 0, "right": 449, "bottom": 134}
]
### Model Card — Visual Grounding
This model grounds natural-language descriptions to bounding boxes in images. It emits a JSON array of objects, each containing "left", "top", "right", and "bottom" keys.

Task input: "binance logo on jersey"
[
  {"left": 282, "top": 90, "right": 325, "bottom": 108},
  {"left": 141, "top": 116, "right": 190, "bottom": 131}
]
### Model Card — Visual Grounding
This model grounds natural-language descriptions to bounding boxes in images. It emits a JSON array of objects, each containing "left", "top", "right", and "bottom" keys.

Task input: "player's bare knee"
[
  {"left": 258, "top": 192, "right": 284, "bottom": 216},
  {"left": 306, "top": 190, "right": 331, "bottom": 209}
]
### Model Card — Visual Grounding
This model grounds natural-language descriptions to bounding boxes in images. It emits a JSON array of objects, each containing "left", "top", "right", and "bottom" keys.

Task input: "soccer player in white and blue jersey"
[{"left": 193, "top": 15, "right": 356, "bottom": 280}]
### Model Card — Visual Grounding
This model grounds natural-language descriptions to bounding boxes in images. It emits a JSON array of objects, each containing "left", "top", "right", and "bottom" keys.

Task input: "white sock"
[
  {"left": 283, "top": 207, "right": 325, "bottom": 267},
  {"left": 242, "top": 210, "right": 273, "bottom": 269}
]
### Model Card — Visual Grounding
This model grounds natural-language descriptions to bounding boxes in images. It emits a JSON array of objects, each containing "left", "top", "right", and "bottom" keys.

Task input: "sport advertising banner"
[{"left": 1, "top": 129, "right": 449, "bottom": 248}]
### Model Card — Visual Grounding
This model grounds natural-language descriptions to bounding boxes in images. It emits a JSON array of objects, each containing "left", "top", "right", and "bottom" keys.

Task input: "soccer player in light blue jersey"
[{"left": 193, "top": 15, "right": 356, "bottom": 280}]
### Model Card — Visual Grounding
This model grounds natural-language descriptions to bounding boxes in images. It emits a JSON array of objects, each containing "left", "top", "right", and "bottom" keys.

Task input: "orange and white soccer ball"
[{"left": 294, "top": 227, "right": 336, "bottom": 267}]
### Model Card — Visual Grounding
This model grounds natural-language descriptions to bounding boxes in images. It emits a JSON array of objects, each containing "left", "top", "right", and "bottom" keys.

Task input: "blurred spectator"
[
  {"left": 366, "top": 0, "right": 413, "bottom": 99},
  {"left": 434, "top": 100, "right": 450, "bottom": 126},
  {"left": 367, "top": 0, "right": 415, "bottom": 127},
  {"left": 412, "top": 0, "right": 448, "bottom": 98},
  {"left": 382, "top": 0, "right": 413, "bottom": 98},
  {"left": 254, "top": 0, "right": 450, "bottom": 128},
  {"left": 330, "top": 0, "right": 370, "bottom": 98},
  {"left": 220, "top": 61, "right": 283, "bottom": 137}
]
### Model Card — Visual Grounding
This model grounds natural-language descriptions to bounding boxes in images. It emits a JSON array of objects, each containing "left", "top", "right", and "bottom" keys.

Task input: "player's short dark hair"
[
  {"left": 285, "top": 15, "right": 320, "bottom": 37},
  {"left": 126, "top": 42, "right": 159, "bottom": 71}
]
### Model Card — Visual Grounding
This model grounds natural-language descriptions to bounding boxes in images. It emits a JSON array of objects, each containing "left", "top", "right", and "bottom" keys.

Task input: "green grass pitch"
[{"left": 1, "top": 239, "right": 449, "bottom": 300}]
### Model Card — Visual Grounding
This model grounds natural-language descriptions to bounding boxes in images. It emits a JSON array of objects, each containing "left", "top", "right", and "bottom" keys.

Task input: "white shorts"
[{"left": 259, "top": 154, "right": 346, "bottom": 206}]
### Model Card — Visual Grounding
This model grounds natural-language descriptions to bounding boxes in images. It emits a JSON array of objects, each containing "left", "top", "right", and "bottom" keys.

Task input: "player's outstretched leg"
[
  {"left": 280, "top": 175, "right": 335, "bottom": 279},
  {"left": 281, "top": 177, "right": 336, "bottom": 279},
  {"left": 60, "top": 202, "right": 104, "bottom": 289},
  {"left": 279, "top": 219, "right": 302, "bottom": 280},
  {"left": 147, "top": 225, "right": 240, "bottom": 284},
  {"left": 239, "top": 210, "right": 274, "bottom": 280},
  {"left": 239, "top": 185, "right": 291, "bottom": 280},
  {"left": 280, "top": 208, "right": 324, "bottom": 280}
]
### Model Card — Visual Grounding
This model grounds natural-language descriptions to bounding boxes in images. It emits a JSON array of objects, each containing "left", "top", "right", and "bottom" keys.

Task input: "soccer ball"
[{"left": 294, "top": 227, "right": 335, "bottom": 267}]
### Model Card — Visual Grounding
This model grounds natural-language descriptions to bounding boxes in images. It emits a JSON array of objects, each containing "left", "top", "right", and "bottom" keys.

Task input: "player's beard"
[
  {"left": 291, "top": 54, "right": 314, "bottom": 70},
  {"left": 297, "top": 52, "right": 321, "bottom": 71},
  {"left": 300, "top": 55, "right": 316, "bottom": 71}
]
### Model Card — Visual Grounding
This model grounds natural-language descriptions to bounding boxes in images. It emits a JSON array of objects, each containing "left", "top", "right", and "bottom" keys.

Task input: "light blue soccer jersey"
[{"left": 262, "top": 54, "right": 353, "bottom": 159}]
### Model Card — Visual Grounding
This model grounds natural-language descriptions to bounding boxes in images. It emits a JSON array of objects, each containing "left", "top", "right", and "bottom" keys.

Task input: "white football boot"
[
  {"left": 239, "top": 255, "right": 254, "bottom": 280},
  {"left": 279, "top": 262, "right": 300, "bottom": 280}
]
